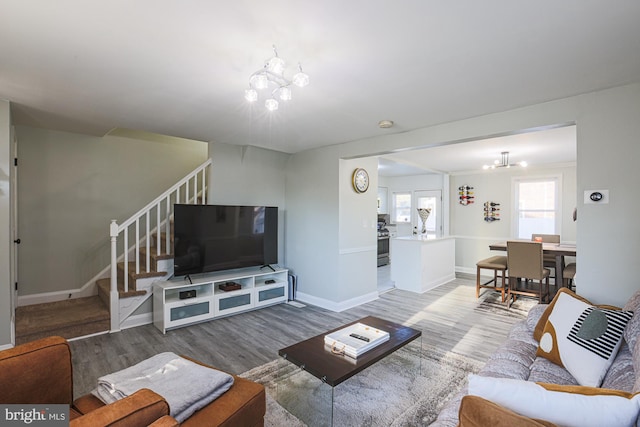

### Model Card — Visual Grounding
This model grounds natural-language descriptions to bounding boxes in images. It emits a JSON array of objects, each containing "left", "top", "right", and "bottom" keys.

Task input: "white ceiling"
[
  {"left": 1, "top": 1, "right": 639, "bottom": 159},
  {"left": 379, "top": 125, "right": 577, "bottom": 176}
]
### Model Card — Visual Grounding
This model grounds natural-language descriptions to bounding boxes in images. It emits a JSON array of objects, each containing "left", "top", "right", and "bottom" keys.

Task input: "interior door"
[
  {"left": 414, "top": 190, "right": 442, "bottom": 238},
  {"left": 9, "top": 126, "right": 17, "bottom": 345}
]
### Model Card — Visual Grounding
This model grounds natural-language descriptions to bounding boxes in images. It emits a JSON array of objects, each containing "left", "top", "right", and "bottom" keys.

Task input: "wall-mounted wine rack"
[
  {"left": 484, "top": 201, "right": 500, "bottom": 222},
  {"left": 459, "top": 185, "right": 474, "bottom": 205}
]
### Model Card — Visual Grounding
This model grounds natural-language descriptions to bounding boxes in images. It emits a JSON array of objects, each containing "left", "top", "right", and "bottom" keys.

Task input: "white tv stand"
[{"left": 153, "top": 266, "right": 288, "bottom": 334}]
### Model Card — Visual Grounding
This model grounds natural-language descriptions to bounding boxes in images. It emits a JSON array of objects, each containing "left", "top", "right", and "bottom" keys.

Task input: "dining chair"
[
  {"left": 531, "top": 234, "right": 562, "bottom": 284},
  {"left": 507, "top": 241, "right": 550, "bottom": 306},
  {"left": 563, "top": 262, "right": 576, "bottom": 289},
  {"left": 476, "top": 255, "right": 508, "bottom": 302}
]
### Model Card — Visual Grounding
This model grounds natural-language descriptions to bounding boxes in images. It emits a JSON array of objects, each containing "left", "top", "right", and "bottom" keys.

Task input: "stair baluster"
[{"left": 108, "top": 159, "right": 212, "bottom": 332}]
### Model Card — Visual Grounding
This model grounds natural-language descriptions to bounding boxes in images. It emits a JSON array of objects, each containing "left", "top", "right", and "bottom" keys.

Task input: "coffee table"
[{"left": 277, "top": 316, "right": 422, "bottom": 425}]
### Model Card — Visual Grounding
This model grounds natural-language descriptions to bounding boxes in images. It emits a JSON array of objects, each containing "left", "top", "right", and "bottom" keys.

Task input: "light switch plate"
[{"left": 584, "top": 189, "right": 609, "bottom": 204}]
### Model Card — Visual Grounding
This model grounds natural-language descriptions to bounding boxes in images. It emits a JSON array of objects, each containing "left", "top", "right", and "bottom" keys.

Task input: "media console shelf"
[{"left": 153, "top": 267, "right": 288, "bottom": 334}]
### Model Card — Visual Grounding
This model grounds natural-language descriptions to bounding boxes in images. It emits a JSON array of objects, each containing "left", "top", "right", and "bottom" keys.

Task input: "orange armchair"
[
  {"left": 0, "top": 336, "right": 177, "bottom": 426},
  {"left": 1, "top": 335, "right": 265, "bottom": 426}
]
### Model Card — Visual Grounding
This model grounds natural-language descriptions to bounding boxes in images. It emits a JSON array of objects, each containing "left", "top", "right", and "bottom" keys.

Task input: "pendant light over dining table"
[
  {"left": 244, "top": 45, "right": 309, "bottom": 111},
  {"left": 483, "top": 151, "right": 528, "bottom": 170}
]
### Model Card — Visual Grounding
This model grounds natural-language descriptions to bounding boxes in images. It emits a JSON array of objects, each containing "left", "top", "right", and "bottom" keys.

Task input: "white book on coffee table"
[{"left": 324, "top": 323, "right": 390, "bottom": 358}]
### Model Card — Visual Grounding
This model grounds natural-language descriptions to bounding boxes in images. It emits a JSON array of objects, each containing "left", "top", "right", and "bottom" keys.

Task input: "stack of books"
[{"left": 324, "top": 323, "right": 390, "bottom": 358}]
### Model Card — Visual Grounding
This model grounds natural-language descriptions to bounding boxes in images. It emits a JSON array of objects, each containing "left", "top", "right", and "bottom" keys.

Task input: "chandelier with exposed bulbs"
[
  {"left": 483, "top": 151, "right": 527, "bottom": 170},
  {"left": 244, "top": 45, "right": 309, "bottom": 112}
]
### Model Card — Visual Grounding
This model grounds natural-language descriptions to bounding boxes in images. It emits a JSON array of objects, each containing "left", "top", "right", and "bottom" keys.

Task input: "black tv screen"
[{"left": 173, "top": 204, "right": 278, "bottom": 277}]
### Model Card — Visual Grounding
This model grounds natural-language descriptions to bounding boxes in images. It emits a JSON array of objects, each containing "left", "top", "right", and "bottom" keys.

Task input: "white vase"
[{"left": 417, "top": 208, "right": 431, "bottom": 234}]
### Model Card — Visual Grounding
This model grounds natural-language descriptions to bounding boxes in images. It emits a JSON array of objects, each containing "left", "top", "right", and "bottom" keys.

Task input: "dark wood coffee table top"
[{"left": 278, "top": 316, "right": 421, "bottom": 387}]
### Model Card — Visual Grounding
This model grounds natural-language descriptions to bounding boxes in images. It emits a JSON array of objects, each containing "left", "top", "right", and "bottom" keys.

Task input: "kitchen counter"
[{"left": 390, "top": 236, "right": 456, "bottom": 293}]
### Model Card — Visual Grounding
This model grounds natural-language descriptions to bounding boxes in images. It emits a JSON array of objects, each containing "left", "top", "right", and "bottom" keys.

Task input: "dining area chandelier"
[
  {"left": 244, "top": 45, "right": 309, "bottom": 112},
  {"left": 483, "top": 151, "right": 527, "bottom": 170}
]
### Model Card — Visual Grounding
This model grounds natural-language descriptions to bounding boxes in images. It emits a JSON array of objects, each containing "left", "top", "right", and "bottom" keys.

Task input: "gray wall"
[
  {"left": 0, "top": 100, "right": 12, "bottom": 347},
  {"left": 207, "top": 142, "right": 289, "bottom": 267},
  {"left": 16, "top": 126, "right": 208, "bottom": 296},
  {"left": 285, "top": 145, "right": 340, "bottom": 304},
  {"left": 207, "top": 143, "right": 380, "bottom": 310},
  {"left": 286, "top": 83, "right": 640, "bottom": 308},
  {"left": 576, "top": 85, "right": 640, "bottom": 305},
  {"left": 337, "top": 157, "right": 379, "bottom": 305}
]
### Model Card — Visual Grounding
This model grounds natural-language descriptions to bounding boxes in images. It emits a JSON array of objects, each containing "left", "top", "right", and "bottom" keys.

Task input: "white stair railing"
[{"left": 109, "top": 159, "right": 212, "bottom": 332}]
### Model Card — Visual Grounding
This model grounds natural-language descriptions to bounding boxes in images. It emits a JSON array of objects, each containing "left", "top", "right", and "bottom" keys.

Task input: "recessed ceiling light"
[{"left": 378, "top": 120, "right": 394, "bottom": 129}]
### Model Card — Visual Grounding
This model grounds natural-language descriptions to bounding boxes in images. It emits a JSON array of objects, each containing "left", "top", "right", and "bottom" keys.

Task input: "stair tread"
[
  {"left": 140, "top": 247, "right": 174, "bottom": 260},
  {"left": 117, "top": 262, "right": 167, "bottom": 278}
]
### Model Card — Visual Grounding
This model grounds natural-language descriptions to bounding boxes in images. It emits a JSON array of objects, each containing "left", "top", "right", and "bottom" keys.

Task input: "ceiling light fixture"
[
  {"left": 378, "top": 120, "right": 394, "bottom": 129},
  {"left": 483, "top": 151, "right": 527, "bottom": 170},
  {"left": 244, "top": 45, "right": 309, "bottom": 112}
]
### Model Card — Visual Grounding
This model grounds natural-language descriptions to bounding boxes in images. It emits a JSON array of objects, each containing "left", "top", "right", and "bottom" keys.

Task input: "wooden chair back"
[
  {"left": 531, "top": 234, "right": 562, "bottom": 267},
  {"left": 531, "top": 234, "right": 560, "bottom": 243},
  {"left": 507, "top": 241, "right": 545, "bottom": 280}
]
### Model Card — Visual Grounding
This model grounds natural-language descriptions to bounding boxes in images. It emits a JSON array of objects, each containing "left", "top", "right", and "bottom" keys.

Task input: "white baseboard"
[
  {"left": 296, "top": 290, "right": 379, "bottom": 312},
  {"left": 18, "top": 285, "right": 97, "bottom": 307},
  {"left": 421, "top": 273, "right": 456, "bottom": 293},
  {"left": 67, "top": 330, "right": 110, "bottom": 342},
  {"left": 0, "top": 343, "right": 14, "bottom": 351},
  {"left": 456, "top": 266, "right": 477, "bottom": 275}
]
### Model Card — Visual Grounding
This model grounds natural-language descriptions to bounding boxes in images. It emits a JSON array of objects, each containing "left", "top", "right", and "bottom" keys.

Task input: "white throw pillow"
[
  {"left": 468, "top": 375, "right": 640, "bottom": 427},
  {"left": 536, "top": 290, "right": 633, "bottom": 387}
]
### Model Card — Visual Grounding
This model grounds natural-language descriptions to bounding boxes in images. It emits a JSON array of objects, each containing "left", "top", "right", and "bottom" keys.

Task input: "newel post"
[{"left": 110, "top": 220, "right": 120, "bottom": 332}]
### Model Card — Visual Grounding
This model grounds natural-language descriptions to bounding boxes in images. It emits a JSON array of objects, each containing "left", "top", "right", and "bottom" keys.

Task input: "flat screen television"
[{"left": 173, "top": 204, "right": 278, "bottom": 277}]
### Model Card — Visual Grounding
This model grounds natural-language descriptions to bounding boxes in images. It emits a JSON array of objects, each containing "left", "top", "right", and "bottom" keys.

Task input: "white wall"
[
  {"left": 16, "top": 126, "right": 208, "bottom": 296},
  {"left": 0, "top": 100, "right": 12, "bottom": 347},
  {"left": 450, "top": 164, "right": 576, "bottom": 274},
  {"left": 286, "top": 83, "right": 640, "bottom": 308}
]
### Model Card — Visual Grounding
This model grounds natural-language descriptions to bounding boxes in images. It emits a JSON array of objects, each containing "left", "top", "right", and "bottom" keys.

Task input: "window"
[
  {"left": 513, "top": 177, "right": 560, "bottom": 239},
  {"left": 392, "top": 192, "right": 412, "bottom": 223}
]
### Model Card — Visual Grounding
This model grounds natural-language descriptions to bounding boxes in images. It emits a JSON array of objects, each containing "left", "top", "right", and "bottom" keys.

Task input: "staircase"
[{"left": 14, "top": 160, "right": 211, "bottom": 344}]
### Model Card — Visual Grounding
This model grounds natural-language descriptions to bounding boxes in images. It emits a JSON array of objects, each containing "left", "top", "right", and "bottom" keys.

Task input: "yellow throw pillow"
[
  {"left": 458, "top": 395, "right": 557, "bottom": 427},
  {"left": 535, "top": 290, "right": 633, "bottom": 387}
]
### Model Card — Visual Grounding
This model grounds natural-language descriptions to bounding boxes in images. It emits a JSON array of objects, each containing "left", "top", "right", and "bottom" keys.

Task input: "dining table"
[{"left": 488, "top": 241, "right": 576, "bottom": 287}]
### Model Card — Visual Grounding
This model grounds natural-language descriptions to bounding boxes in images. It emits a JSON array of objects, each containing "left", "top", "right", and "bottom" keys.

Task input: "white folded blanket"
[{"left": 92, "top": 352, "right": 234, "bottom": 422}]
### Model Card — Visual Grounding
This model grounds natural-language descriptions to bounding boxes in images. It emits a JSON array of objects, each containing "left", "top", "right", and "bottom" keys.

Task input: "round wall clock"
[{"left": 352, "top": 168, "right": 369, "bottom": 193}]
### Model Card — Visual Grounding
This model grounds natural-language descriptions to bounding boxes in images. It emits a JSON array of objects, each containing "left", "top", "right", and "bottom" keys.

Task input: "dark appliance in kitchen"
[{"left": 377, "top": 214, "right": 390, "bottom": 267}]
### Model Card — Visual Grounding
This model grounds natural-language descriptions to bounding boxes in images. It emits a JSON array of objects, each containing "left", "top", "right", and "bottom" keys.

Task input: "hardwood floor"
[{"left": 69, "top": 273, "right": 537, "bottom": 397}]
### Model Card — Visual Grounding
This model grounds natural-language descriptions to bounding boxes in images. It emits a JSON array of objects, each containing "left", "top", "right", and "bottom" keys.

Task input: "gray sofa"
[{"left": 431, "top": 289, "right": 640, "bottom": 426}]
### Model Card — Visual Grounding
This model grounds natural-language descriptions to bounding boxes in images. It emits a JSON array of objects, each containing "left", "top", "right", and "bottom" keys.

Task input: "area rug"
[
  {"left": 476, "top": 291, "right": 539, "bottom": 318},
  {"left": 240, "top": 345, "right": 484, "bottom": 427}
]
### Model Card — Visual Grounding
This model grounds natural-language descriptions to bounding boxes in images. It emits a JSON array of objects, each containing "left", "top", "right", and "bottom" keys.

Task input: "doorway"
[
  {"left": 414, "top": 190, "right": 442, "bottom": 238},
  {"left": 10, "top": 126, "right": 17, "bottom": 345}
]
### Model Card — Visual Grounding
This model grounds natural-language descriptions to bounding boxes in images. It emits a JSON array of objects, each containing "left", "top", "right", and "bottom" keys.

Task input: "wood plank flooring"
[{"left": 68, "top": 273, "right": 539, "bottom": 398}]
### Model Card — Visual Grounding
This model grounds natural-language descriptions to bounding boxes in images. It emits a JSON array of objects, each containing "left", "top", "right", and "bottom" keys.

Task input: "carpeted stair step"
[
  {"left": 15, "top": 296, "right": 109, "bottom": 345},
  {"left": 97, "top": 247, "right": 173, "bottom": 307},
  {"left": 139, "top": 247, "right": 173, "bottom": 271},
  {"left": 117, "top": 261, "right": 167, "bottom": 285},
  {"left": 97, "top": 278, "right": 147, "bottom": 308}
]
